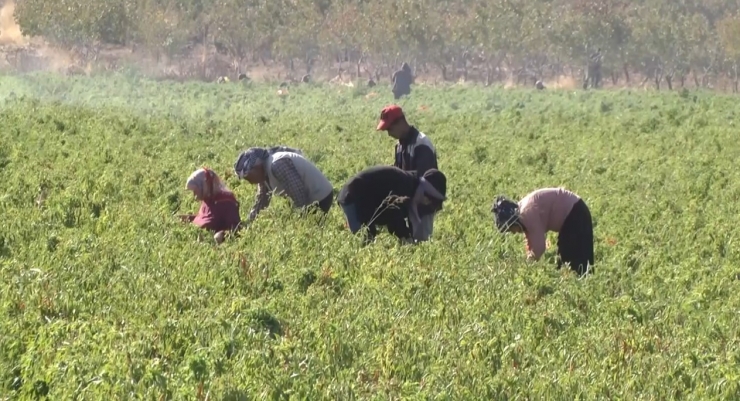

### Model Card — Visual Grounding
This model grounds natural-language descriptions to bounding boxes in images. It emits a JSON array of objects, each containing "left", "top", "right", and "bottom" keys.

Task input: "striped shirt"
[{"left": 249, "top": 158, "right": 310, "bottom": 220}]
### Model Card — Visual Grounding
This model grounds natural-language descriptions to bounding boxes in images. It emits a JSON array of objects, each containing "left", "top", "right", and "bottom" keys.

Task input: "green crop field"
[{"left": 2, "top": 72, "right": 740, "bottom": 399}]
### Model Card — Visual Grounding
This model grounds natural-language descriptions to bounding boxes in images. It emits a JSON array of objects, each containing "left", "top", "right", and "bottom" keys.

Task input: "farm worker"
[
  {"left": 377, "top": 104, "right": 440, "bottom": 242},
  {"left": 585, "top": 48, "right": 603, "bottom": 89},
  {"left": 337, "top": 165, "right": 446, "bottom": 244},
  {"left": 491, "top": 187, "right": 594, "bottom": 275},
  {"left": 234, "top": 146, "right": 334, "bottom": 222},
  {"left": 391, "top": 62, "right": 414, "bottom": 99},
  {"left": 180, "top": 167, "right": 242, "bottom": 244}
]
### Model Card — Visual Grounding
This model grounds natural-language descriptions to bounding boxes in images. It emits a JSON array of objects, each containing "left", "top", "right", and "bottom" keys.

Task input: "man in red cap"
[{"left": 376, "top": 104, "right": 440, "bottom": 242}]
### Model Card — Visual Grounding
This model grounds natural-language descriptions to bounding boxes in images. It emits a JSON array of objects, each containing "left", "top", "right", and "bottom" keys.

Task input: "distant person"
[
  {"left": 180, "top": 167, "right": 241, "bottom": 243},
  {"left": 391, "top": 62, "right": 414, "bottom": 99},
  {"left": 338, "top": 166, "right": 447, "bottom": 244},
  {"left": 234, "top": 146, "right": 334, "bottom": 222},
  {"left": 585, "top": 48, "right": 602, "bottom": 89},
  {"left": 491, "top": 187, "right": 594, "bottom": 275},
  {"left": 376, "top": 104, "right": 440, "bottom": 241}
]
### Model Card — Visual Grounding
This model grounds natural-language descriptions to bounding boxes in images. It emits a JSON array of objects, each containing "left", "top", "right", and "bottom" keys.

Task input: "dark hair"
[{"left": 422, "top": 169, "right": 446, "bottom": 198}]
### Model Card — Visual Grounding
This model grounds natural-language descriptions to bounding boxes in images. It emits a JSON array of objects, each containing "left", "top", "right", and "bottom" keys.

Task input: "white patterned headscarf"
[
  {"left": 186, "top": 168, "right": 228, "bottom": 198},
  {"left": 233, "top": 146, "right": 302, "bottom": 179}
]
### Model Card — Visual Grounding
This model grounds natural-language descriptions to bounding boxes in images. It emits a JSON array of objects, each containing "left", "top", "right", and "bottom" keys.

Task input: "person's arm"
[
  {"left": 386, "top": 210, "right": 412, "bottom": 240},
  {"left": 271, "top": 158, "right": 311, "bottom": 208},
  {"left": 524, "top": 222, "right": 547, "bottom": 261},
  {"left": 413, "top": 145, "right": 437, "bottom": 176},
  {"left": 249, "top": 182, "right": 271, "bottom": 221},
  {"left": 194, "top": 213, "right": 218, "bottom": 231},
  {"left": 189, "top": 202, "right": 219, "bottom": 230}
]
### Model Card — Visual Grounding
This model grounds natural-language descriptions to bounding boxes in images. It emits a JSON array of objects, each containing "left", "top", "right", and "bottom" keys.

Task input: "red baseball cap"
[{"left": 376, "top": 105, "right": 404, "bottom": 131}]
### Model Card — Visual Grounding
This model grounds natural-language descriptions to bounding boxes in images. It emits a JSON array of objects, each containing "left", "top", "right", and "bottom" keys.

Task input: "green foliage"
[
  {"left": 14, "top": 0, "right": 133, "bottom": 46},
  {"left": 12, "top": 0, "right": 740, "bottom": 82},
  {"left": 718, "top": 13, "right": 740, "bottom": 59},
  {"left": 2, "top": 73, "right": 740, "bottom": 398},
  {"left": 133, "top": 0, "right": 189, "bottom": 59}
]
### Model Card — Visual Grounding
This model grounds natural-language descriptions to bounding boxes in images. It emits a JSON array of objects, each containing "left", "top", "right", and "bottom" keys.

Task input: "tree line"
[{"left": 12, "top": 0, "right": 740, "bottom": 90}]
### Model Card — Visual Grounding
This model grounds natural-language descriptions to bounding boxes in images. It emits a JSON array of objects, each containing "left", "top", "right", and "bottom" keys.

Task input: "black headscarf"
[{"left": 491, "top": 195, "right": 522, "bottom": 232}]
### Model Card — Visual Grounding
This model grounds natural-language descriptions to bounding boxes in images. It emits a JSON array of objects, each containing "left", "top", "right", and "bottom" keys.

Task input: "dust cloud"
[
  {"left": 0, "top": 0, "right": 78, "bottom": 73},
  {"left": 0, "top": 0, "right": 25, "bottom": 46},
  {"left": 549, "top": 76, "right": 578, "bottom": 90}
]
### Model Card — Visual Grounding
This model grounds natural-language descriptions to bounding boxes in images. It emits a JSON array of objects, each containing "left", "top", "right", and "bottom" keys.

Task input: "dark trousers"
[
  {"left": 317, "top": 192, "right": 333, "bottom": 213},
  {"left": 557, "top": 199, "right": 594, "bottom": 275},
  {"left": 392, "top": 87, "right": 410, "bottom": 100},
  {"left": 339, "top": 202, "right": 411, "bottom": 244},
  {"left": 304, "top": 192, "right": 334, "bottom": 223}
]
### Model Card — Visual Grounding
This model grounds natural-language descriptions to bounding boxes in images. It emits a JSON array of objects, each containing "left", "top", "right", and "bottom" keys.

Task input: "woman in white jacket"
[{"left": 234, "top": 146, "right": 334, "bottom": 222}]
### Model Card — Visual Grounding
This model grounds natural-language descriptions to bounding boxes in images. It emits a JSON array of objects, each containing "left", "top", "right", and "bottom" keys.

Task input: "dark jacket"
[
  {"left": 392, "top": 63, "right": 413, "bottom": 98},
  {"left": 337, "top": 166, "right": 421, "bottom": 240},
  {"left": 394, "top": 127, "right": 440, "bottom": 215}
]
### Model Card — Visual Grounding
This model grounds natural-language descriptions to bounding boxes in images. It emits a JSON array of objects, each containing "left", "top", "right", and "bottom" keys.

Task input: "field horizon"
[{"left": 2, "top": 71, "right": 740, "bottom": 399}]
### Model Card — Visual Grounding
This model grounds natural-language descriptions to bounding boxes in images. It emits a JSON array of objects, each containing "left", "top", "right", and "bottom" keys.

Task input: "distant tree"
[
  {"left": 717, "top": 13, "right": 740, "bottom": 92},
  {"left": 11, "top": 0, "right": 740, "bottom": 90},
  {"left": 134, "top": 0, "right": 188, "bottom": 62}
]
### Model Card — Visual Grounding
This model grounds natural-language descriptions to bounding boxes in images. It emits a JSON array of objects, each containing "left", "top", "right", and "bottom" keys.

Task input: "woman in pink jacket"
[
  {"left": 179, "top": 167, "right": 242, "bottom": 243},
  {"left": 491, "top": 187, "right": 594, "bottom": 275}
]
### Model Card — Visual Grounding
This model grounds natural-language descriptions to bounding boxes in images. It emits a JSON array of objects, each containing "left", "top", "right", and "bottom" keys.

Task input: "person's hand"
[{"left": 178, "top": 214, "right": 194, "bottom": 223}]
